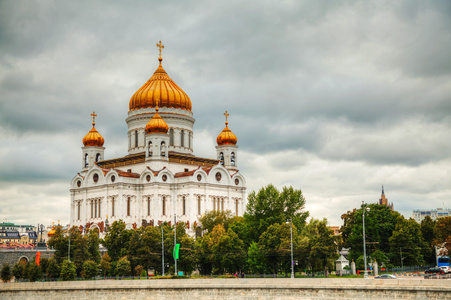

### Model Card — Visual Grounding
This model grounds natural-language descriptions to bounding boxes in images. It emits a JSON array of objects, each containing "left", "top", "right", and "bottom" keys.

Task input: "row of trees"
[{"left": 340, "top": 204, "right": 451, "bottom": 269}]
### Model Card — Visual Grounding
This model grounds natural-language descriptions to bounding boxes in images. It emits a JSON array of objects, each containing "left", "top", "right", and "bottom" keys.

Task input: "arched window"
[
  {"left": 221, "top": 198, "right": 224, "bottom": 212},
  {"left": 235, "top": 199, "right": 239, "bottom": 216},
  {"left": 112, "top": 197, "right": 115, "bottom": 217},
  {"left": 98, "top": 200, "right": 101, "bottom": 218},
  {"left": 213, "top": 197, "right": 216, "bottom": 211},
  {"left": 231, "top": 152, "right": 235, "bottom": 166},
  {"left": 135, "top": 130, "right": 139, "bottom": 147},
  {"left": 127, "top": 197, "right": 131, "bottom": 217},
  {"left": 85, "top": 153, "right": 89, "bottom": 168},
  {"left": 198, "top": 196, "right": 201, "bottom": 215},
  {"left": 181, "top": 130, "right": 185, "bottom": 147},
  {"left": 96, "top": 153, "right": 101, "bottom": 162},
  {"left": 219, "top": 152, "right": 224, "bottom": 165},
  {"left": 148, "top": 141, "right": 152, "bottom": 157},
  {"left": 91, "top": 201, "right": 93, "bottom": 218},
  {"left": 77, "top": 202, "right": 81, "bottom": 220},
  {"left": 162, "top": 196, "right": 166, "bottom": 216},
  {"left": 188, "top": 132, "right": 191, "bottom": 149},
  {"left": 183, "top": 196, "right": 186, "bottom": 216},
  {"left": 161, "top": 141, "right": 166, "bottom": 157},
  {"left": 169, "top": 129, "right": 174, "bottom": 146},
  {"left": 147, "top": 197, "right": 150, "bottom": 216}
]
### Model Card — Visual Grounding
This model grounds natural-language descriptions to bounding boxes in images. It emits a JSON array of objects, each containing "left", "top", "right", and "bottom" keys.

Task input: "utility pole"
[
  {"left": 161, "top": 224, "right": 165, "bottom": 276},
  {"left": 362, "top": 201, "right": 369, "bottom": 279},
  {"left": 174, "top": 214, "right": 177, "bottom": 276}
]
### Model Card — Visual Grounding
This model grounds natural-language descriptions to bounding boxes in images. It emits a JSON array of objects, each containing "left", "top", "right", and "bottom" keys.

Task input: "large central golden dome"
[{"left": 129, "top": 57, "right": 192, "bottom": 112}]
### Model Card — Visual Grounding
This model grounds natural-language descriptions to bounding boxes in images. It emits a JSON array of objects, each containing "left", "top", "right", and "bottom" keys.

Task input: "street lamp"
[
  {"left": 362, "top": 201, "right": 370, "bottom": 279},
  {"left": 286, "top": 218, "right": 294, "bottom": 279}
]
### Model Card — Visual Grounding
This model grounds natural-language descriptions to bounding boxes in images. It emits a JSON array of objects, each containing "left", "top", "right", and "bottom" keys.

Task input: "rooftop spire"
[
  {"left": 91, "top": 111, "right": 97, "bottom": 126},
  {"left": 156, "top": 40, "right": 164, "bottom": 64},
  {"left": 382, "top": 185, "right": 385, "bottom": 195},
  {"left": 224, "top": 110, "right": 229, "bottom": 126}
]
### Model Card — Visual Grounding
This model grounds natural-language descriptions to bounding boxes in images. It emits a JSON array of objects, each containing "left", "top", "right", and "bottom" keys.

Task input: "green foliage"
[
  {"left": 116, "top": 256, "right": 131, "bottom": 277},
  {"left": 420, "top": 216, "right": 436, "bottom": 264},
  {"left": 102, "top": 220, "right": 132, "bottom": 262},
  {"left": 199, "top": 210, "right": 234, "bottom": 234},
  {"left": 433, "top": 216, "right": 451, "bottom": 255},
  {"left": 12, "top": 263, "right": 25, "bottom": 281},
  {"left": 99, "top": 253, "right": 111, "bottom": 278},
  {"left": 246, "top": 242, "right": 266, "bottom": 274},
  {"left": 82, "top": 260, "right": 98, "bottom": 279},
  {"left": 244, "top": 184, "right": 309, "bottom": 242},
  {"left": 134, "top": 265, "right": 144, "bottom": 277},
  {"left": 60, "top": 260, "right": 76, "bottom": 281},
  {"left": 1, "top": 264, "right": 12, "bottom": 282},
  {"left": 47, "top": 258, "right": 60, "bottom": 280},
  {"left": 39, "top": 258, "right": 49, "bottom": 275},
  {"left": 47, "top": 226, "right": 68, "bottom": 264},
  {"left": 27, "top": 262, "right": 41, "bottom": 282},
  {"left": 371, "top": 250, "right": 388, "bottom": 266},
  {"left": 304, "top": 218, "right": 338, "bottom": 272},
  {"left": 87, "top": 228, "right": 101, "bottom": 263}
]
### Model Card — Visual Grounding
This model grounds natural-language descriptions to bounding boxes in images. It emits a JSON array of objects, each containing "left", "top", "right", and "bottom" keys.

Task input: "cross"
[
  {"left": 91, "top": 111, "right": 97, "bottom": 124},
  {"left": 224, "top": 111, "right": 229, "bottom": 124},
  {"left": 156, "top": 40, "right": 164, "bottom": 57}
]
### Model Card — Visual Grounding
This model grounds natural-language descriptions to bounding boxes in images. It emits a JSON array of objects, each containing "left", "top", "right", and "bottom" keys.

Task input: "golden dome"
[
  {"left": 47, "top": 227, "right": 56, "bottom": 237},
  {"left": 145, "top": 106, "right": 169, "bottom": 134},
  {"left": 129, "top": 56, "right": 192, "bottom": 112},
  {"left": 217, "top": 111, "right": 237, "bottom": 146},
  {"left": 83, "top": 112, "right": 105, "bottom": 147}
]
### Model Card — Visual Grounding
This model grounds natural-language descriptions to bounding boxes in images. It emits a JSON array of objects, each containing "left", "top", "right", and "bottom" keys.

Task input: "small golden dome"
[
  {"left": 145, "top": 106, "right": 169, "bottom": 134},
  {"left": 129, "top": 53, "right": 192, "bottom": 111},
  {"left": 83, "top": 112, "right": 105, "bottom": 147},
  {"left": 217, "top": 111, "right": 237, "bottom": 146},
  {"left": 47, "top": 227, "right": 56, "bottom": 237}
]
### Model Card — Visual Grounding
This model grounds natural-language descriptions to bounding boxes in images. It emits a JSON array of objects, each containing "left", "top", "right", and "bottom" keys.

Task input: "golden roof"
[
  {"left": 145, "top": 104, "right": 169, "bottom": 134},
  {"left": 47, "top": 227, "right": 56, "bottom": 237},
  {"left": 129, "top": 41, "right": 192, "bottom": 112},
  {"left": 217, "top": 111, "right": 237, "bottom": 146},
  {"left": 82, "top": 111, "right": 105, "bottom": 147}
]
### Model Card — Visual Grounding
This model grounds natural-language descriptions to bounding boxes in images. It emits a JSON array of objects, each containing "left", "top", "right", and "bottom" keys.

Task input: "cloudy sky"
[{"left": 1, "top": 0, "right": 451, "bottom": 227}]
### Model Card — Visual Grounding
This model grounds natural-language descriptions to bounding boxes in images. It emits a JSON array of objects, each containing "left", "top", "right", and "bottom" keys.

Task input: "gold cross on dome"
[
  {"left": 91, "top": 111, "right": 97, "bottom": 124},
  {"left": 156, "top": 40, "right": 164, "bottom": 57},
  {"left": 224, "top": 111, "right": 229, "bottom": 124}
]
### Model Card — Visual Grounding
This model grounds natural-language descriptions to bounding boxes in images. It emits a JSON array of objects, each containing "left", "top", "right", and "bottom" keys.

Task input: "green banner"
[{"left": 173, "top": 243, "right": 180, "bottom": 260}]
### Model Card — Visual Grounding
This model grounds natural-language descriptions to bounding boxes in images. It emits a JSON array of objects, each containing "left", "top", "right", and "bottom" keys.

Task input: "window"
[
  {"left": 91, "top": 201, "right": 93, "bottom": 218},
  {"left": 135, "top": 130, "right": 138, "bottom": 147},
  {"left": 181, "top": 130, "right": 184, "bottom": 147},
  {"left": 221, "top": 198, "right": 224, "bottom": 212},
  {"left": 112, "top": 197, "right": 115, "bottom": 217},
  {"left": 77, "top": 202, "right": 80, "bottom": 220},
  {"left": 198, "top": 196, "right": 201, "bottom": 215},
  {"left": 127, "top": 197, "right": 131, "bottom": 217},
  {"left": 235, "top": 199, "right": 239, "bottom": 216},
  {"left": 95, "top": 199, "right": 97, "bottom": 218},
  {"left": 147, "top": 197, "right": 150, "bottom": 216},
  {"left": 96, "top": 153, "right": 101, "bottom": 162},
  {"left": 169, "top": 129, "right": 174, "bottom": 146},
  {"left": 188, "top": 132, "right": 191, "bottom": 149},
  {"left": 231, "top": 152, "right": 235, "bottom": 166},
  {"left": 161, "top": 141, "right": 166, "bottom": 157},
  {"left": 148, "top": 141, "right": 152, "bottom": 157},
  {"left": 183, "top": 196, "right": 186, "bottom": 216},
  {"left": 85, "top": 153, "right": 88, "bottom": 168},
  {"left": 213, "top": 197, "right": 216, "bottom": 211},
  {"left": 219, "top": 152, "right": 224, "bottom": 165},
  {"left": 98, "top": 200, "right": 101, "bottom": 218},
  {"left": 162, "top": 196, "right": 166, "bottom": 216}
]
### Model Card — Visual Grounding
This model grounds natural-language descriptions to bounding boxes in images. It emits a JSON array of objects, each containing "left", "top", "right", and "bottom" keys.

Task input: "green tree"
[
  {"left": 12, "top": 263, "right": 25, "bottom": 281},
  {"left": 208, "top": 224, "right": 244, "bottom": 274},
  {"left": 86, "top": 228, "right": 101, "bottom": 263},
  {"left": 27, "top": 262, "right": 42, "bottom": 282},
  {"left": 39, "top": 258, "right": 49, "bottom": 277},
  {"left": 47, "top": 258, "right": 60, "bottom": 280},
  {"left": 116, "top": 256, "right": 131, "bottom": 277},
  {"left": 246, "top": 242, "right": 266, "bottom": 274},
  {"left": 102, "top": 220, "right": 132, "bottom": 261},
  {"left": 304, "top": 218, "right": 338, "bottom": 272},
  {"left": 244, "top": 184, "right": 308, "bottom": 242},
  {"left": 433, "top": 217, "right": 451, "bottom": 255},
  {"left": 389, "top": 217, "right": 426, "bottom": 266},
  {"left": 99, "top": 253, "right": 111, "bottom": 278},
  {"left": 199, "top": 210, "right": 234, "bottom": 234},
  {"left": 47, "top": 226, "right": 68, "bottom": 264},
  {"left": 1, "top": 264, "right": 12, "bottom": 282},
  {"left": 134, "top": 265, "right": 144, "bottom": 277},
  {"left": 69, "top": 226, "right": 88, "bottom": 276},
  {"left": 60, "top": 260, "right": 76, "bottom": 281},
  {"left": 420, "top": 216, "right": 436, "bottom": 264},
  {"left": 82, "top": 260, "right": 98, "bottom": 279}
]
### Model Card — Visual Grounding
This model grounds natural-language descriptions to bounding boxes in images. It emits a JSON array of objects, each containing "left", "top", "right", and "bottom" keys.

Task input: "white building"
[
  {"left": 70, "top": 45, "right": 246, "bottom": 234},
  {"left": 412, "top": 208, "right": 451, "bottom": 223}
]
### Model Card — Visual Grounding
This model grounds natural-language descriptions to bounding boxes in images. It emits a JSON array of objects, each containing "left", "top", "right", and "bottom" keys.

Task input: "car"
[
  {"left": 374, "top": 274, "right": 397, "bottom": 279},
  {"left": 439, "top": 266, "right": 451, "bottom": 274},
  {"left": 424, "top": 267, "right": 445, "bottom": 275}
]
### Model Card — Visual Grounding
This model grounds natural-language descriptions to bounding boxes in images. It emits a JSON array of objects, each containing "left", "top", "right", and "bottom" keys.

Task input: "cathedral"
[{"left": 70, "top": 42, "right": 247, "bottom": 234}]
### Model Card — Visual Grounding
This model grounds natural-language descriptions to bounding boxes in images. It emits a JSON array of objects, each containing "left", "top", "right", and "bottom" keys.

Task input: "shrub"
[
  {"left": 27, "top": 262, "right": 42, "bottom": 282},
  {"left": 12, "top": 263, "right": 25, "bottom": 281},
  {"left": 47, "top": 258, "right": 60, "bottom": 280},
  {"left": 60, "top": 260, "right": 76, "bottom": 281},
  {"left": 82, "top": 260, "right": 98, "bottom": 280},
  {"left": 134, "top": 265, "right": 144, "bottom": 277},
  {"left": 1, "top": 264, "right": 12, "bottom": 282},
  {"left": 116, "top": 257, "right": 131, "bottom": 277}
]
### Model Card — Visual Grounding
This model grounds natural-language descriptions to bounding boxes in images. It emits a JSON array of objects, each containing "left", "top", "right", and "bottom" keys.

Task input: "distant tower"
[
  {"left": 378, "top": 185, "right": 393, "bottom": 210},
  {"left": 82, "top": 112, "right": 105, "bottom": 170},
  {"left": 216, "top": 111, "right": 238, "bottom": 171}
]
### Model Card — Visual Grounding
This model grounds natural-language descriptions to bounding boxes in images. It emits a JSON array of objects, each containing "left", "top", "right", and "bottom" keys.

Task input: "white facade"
[{"left": 412, "top": 208, "right": 451, "bottom": 223}]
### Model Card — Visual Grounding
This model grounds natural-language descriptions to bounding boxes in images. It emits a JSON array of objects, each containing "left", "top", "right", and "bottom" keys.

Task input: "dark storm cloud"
[{"left": 1, "top": 0, "right": 451, "bottom": 225}]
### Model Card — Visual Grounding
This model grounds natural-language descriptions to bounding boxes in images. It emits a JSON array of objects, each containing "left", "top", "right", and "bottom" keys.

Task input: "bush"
[
  {"left": 134, "top": 265, "right": 144, "bottom": 277},
  {"left": 12, "top": 263, "right": 25, "bottom": 281},
  {"left": 60, "top": 260, "right": 76, "bottom": 281},
  {"left": 1, "top": 264, "right": 12, "bottom": 282},
  {"left": 27, "top": 262, "right": 42, "bottom": 282},
  {"left": 47, "top": 258, "right": 60, "bottom": 280},
  {"left": 82, "top": 260, "right": 98, "bottom": 280},
  {"left": 217, "top": 274, "right": 236, "bottom": 278}
]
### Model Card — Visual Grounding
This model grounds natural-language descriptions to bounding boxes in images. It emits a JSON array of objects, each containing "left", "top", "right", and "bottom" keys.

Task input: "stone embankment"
[{"left": 1, "top": 278, "right": 451, "bottom": 299}]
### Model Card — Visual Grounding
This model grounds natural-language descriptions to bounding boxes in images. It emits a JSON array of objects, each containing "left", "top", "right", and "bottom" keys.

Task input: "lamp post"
[
  {"left": 287, "top": 218, "right": 294, "bottom": 279},
  {"left": 362, "top": 201, "right": 370, "bottom": 279}
]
